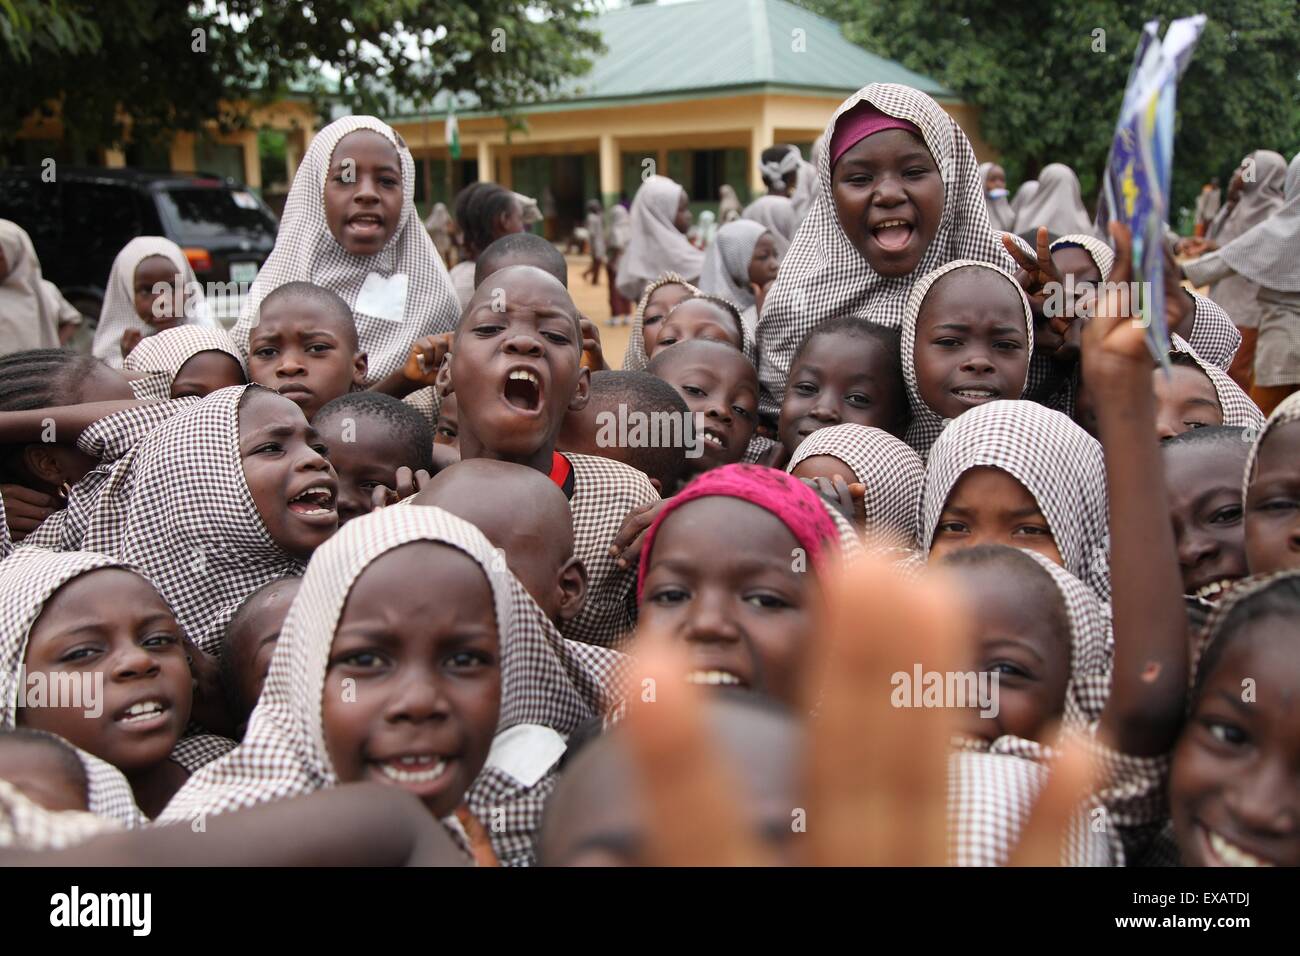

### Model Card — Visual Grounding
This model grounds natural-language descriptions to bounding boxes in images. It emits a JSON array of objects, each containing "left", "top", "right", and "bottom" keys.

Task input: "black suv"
[{"left": 0, "top": 166, "right": 278, "bottom": 329}]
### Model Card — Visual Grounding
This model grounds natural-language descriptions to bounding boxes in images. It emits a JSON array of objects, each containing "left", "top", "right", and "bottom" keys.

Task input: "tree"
[
  {"left": 792, "top": 0, "right": 1300, "bottom": 215},
  {"left": 1, "top": 0, "right": 603, "bottom": 156}
]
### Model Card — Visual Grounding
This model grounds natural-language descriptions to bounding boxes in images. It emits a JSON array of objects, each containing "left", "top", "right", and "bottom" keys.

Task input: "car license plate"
[{"left": 230, "top": 261, "right": 258, "bottom": 285}]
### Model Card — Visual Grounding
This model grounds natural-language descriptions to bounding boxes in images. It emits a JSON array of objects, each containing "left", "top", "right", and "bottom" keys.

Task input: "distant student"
[
  {"left": 232, "top": 116, "right": 460, "bottom": 385},
  {"left": 621, "top": 273, "right": 701, "bottom": 372},
  {"left": 0, "top": 220, "right": 81, "bottom": 356},
  {"left": 979, "top": 162, "right": 1016, "bottom": 232},
  {"left": 1010, "top": 163, "right": 1090, "bottom": 236},
  {"left": 741, "top": 194, "right": 797, "bottom": 256},
  {"left": 615, "top": 175, "right": 704, "bottom": 302},
  {"left": 1242, "top": 391, "right": 1300, "bottom": 575},
  {"left": 449, "top": 182, "right": 526, "bottom": 308},
  {"left": 758, "top": 83, "right": 1013, "bottom": 418},
  {"left": 122, "top": 326, "right": 246, "bottom": 400},
  {"left": 91, "top": 237, "right": 210, "bottom": 368},
  {"left": 697, "top": 220, "right": 779, "bottom": 338}
]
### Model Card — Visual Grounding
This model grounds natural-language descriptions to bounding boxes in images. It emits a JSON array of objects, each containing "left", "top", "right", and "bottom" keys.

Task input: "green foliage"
[
  {"left": 793, "top": 0, "right": 1300, "bottom": 214},
  {"left": 2, "top": 0, "right": 603, "bottom": 155}
]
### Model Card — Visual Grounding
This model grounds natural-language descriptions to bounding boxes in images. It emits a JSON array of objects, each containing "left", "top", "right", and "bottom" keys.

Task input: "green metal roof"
[{"left": 386, "top": 0, "right": 951, "bottom": 121}]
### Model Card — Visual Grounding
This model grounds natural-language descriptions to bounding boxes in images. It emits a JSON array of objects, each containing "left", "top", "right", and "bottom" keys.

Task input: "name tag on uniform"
[{"left": 355, "top": 272, "right": 409, "bottom": 322}]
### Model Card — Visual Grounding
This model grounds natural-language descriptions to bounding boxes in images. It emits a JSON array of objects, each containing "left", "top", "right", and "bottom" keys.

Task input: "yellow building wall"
[{"left": 393, "top": 90, "right": 996, "bottom": 202}]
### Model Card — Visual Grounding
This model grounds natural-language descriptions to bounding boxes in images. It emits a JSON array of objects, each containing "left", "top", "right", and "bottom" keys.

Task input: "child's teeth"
[
  {"left": 378, "top": 758, "right": 447, "bottom": 783},
  {"left": 121, "top": 701, "right": 164, "bottom": 722},
  {"left": 684, "top": 670, "right": 741, "bottom": 686},
  {"left": 1208, "top": 829, "right": 1273, "bottom": 867},
  {"left": 508, "top": 370, "right": 539, "bottom": 386}
]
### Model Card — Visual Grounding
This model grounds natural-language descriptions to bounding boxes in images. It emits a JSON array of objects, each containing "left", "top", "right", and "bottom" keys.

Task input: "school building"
[{"left": 386, "top": 0, "right": 988, "bottom": 235}]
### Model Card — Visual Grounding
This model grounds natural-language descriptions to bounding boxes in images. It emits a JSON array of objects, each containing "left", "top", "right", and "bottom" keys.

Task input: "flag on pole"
[
  {"left": 445, "top": 108, "right": 461, "bottom": 161},
  {"left": 1096, "top": 14, "right": 1206, "bottom": 365}
]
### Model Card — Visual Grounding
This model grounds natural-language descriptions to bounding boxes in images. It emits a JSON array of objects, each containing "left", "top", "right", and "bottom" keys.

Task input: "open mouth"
[
  {"left": 114, "top": 698, "right": 170, "bottom": 729},
  {"left": 702, "top": 427, "right": 728, "bottom": 450},
  {"left": 287, "top": 484, "right": 336, "bottom": 517},
  {"left": 347, "top": 213, "right": 384, "bottom": 234},
  {"left": 950, "top": 385, "right": 1000, "bottom": 405},
  {"left": 870, "top": 217, "right": 914, "bottom": 252},
  {"left": 371, "top": 754, "right": 455, "bottom": 797},
  {"left": 502, "top": 367, "right": 542, "bottom": 413},
  {"left": 685, "top": 669, "right": 744, "bottom": 687},
  {"left": 1190, "top": 577, "right": 1240, "bottom": 604},
  {"left": 1198, "top": 824, "right": 1276, "bottom": 867}
]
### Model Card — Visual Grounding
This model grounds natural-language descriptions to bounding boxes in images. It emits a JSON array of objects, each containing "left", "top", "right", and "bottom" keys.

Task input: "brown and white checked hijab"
[
  {"left": 0, "top": 549, "right": 155, "bottom": 830},
  {"left": 1168, "top": 333, "right": 1263, "bottom": 430},
  {"left": 122, "top": 325, "right": 245, "bottom": 401},
  {"left": 91, "top": 237, "right": 211, "bottom": 369},
  {"left": 786, "top": 423, "right": 925, "bottom": 549},
  {"left": 1184, "top": 291, "right": 1241, "bottom": 372},
  {"left": 1049, "top": 233, "right": 1115, "bottom": 283},
  {"left": 920, "top": 400, "right": 1111, "bottom": 602},
  {"left": 756, "top": 83, "right": 1014, "bottom": 416},
  {"left": 1243, "top": 390, "right": 1300, "bottom": 507},
  {"left": 620, "top": 272, "right": 702, "bottom": 372},
  {"left": 157, "top": 505, "right": 628, "bottom": 867},
  {"left": 900, "top": 259, "right": 1034, "bottom": 457},
  {"left": 73, "top": 386, "right": 304, "bottom": 653},
  {"left": 231, "top": 116, "right": 461, "bottom": 385}
]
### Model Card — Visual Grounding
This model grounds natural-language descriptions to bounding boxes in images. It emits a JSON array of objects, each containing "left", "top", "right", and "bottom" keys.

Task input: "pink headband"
[
  {"left": 829, "top": 102, "right": 924, "bottom": 169},
  {"left": 636, "top": 464, "right": 840, "bottom": 601}
]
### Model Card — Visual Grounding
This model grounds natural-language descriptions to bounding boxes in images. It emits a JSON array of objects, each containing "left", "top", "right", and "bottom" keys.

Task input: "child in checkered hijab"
[{"left": 122, "top": 325, "right": 246, "bottom": 401}]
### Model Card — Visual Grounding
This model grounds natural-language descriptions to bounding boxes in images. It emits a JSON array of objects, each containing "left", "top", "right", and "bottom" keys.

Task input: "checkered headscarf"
[
  {"left": 562, "top": 453, "right": 661, "bottom": 649},
  {"left": 1243, "top": 390, "right": 1300, "bottom": 506},
  {"left": 1184, "top": 292, "right": 1241, "bottom": 372},
  {"left": 698, "top": 220, "right": 769, "bottom": 311},
  {"left": 921, "top": 400, "right": 1111, "bottom": 602},
  {"left": 1048, "top": 233, "right": 1115, "bottom": 282},
  {"left": 231, "top": 116, "right": 460, "bottom": 385},
  {"left": 787, "top": 423, "right": 924, "bottom": 549},
  {"left": 1169, "top": 333, "right": 1263, "bottom": 430},
  {"left": 74, "top": 386, "right": 305, "bottom": 653},
  {"left": 620, "top": 272, "right": 701, "bottom": 372},
  {"left": 123, "top": 326, "right": 246, "bottom": 401},
  {"left": 157, "top": 505, "right": 628, "bottom": 867},
  {"left": 756, "top": 83, "right": 1014, "bottom": 416},
  {"left": 0, "top": 548, "right": 155, "bottom": 829},
  {"left": 900, "top": 259, "right": 1034, "bottom": 457},
  {"left": 90, "top": 237, "right": 210, "bottom": 369}
]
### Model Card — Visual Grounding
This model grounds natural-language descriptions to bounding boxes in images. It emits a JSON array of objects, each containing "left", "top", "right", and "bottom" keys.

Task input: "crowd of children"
[{"left": 0, "top": 81, "right": 1297, "bottom": 868}]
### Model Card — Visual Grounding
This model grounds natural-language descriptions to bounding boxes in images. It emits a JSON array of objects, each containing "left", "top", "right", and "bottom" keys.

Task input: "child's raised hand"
[
  {"left": 1004, "top": 227, "right": 1063, "bottom": 297},
  {"left": 370, "top": 466, "right": 432, "bottom": 510},
  {"left": 1162, "top": 241, "right": 1194, "bottom": 337},
  {"left": 579, "top": 315, "right": 608, "bottom": 371},
  {"left": 751, "top": 279, "right": 774, "bottom": 317},
  {"left": 119, "top": 328, "right": 143, "bottom": 360},
  {"left": 799, "top": 474, "right": 865, "bottom": 528},
  {"left": 609, "top": 499, "right": 668, "bottom": 570},
  {"left": 403, "top": 333, "right": 454, "bottom": 387},
  {"left": 1080, "top": 222, "right": 1150, "bottom": 399},
  {"left": 0, "top": 484, "right": 57, "bottom": 540}
]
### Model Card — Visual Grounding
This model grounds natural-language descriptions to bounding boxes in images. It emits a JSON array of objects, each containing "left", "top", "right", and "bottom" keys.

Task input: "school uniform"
[
  {"left": 231, "top": 116, "right": 461, "bottom": 386},
  {"left": 620, "top": 272, "right": 702, "bottom": 372},
  {"left": 615, "top": 176, "right": 704, "bottom": 303},
  {"left": 758, "top": 84, "right": 1014, "bottom": 418},
  {"left": 899, "top": 259, "right": 1035, "bottom": 457},
  {"left": 562, "top": 452, "right": 661, "bottom": 649},
  {"left": 157, "top": 506, "right": 630, "bottom": 867},
  {"left": 1010, "top": 163, "right": 1092, "bottom": 237},
  {"left": 920, "top": 399, "right": 1112, "bottom": 602},
  {"left": 787, "top": 423, "right": 925, "bottom": 550},
  {"left": 122, "top": 326, "right": 245, "bottom": 401},
  {"left": 1170, "top": 333, "right": 1264, "bottom": 430},
  {"left": 741, "top": 195, "right": 797, "bottom": 256},
  {"left": 90, "top": 237, "right": 212, "bottom": 369},
  {"left": 0, "top": 220, "right": 79, "bottom": 357}
]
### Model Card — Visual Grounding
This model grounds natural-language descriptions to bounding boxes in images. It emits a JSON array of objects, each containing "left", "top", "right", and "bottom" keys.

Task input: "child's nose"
[
  {"left": 385, "top": 670, "right": 450, "bottom": 723},
  {"left": 704, "top": 400, "right": 731, "bottom": 423},
  {"left": 810, "top": 401, "right": 839, "bottom": 422},
  {"left": 111, "top": 645, "right": 160, "bottom": 680},
  {"left": 276, "top": 353, "right": 306, "bottom": 375},
  {"left": 1177, "top": 531, "right": 1218, "bottom": 568},
  {"left": 503, "top": 332, "right": 544, "bottom": 356},
  {"left": 959, "top": 351, "right": 995, "bottom": 374},
  {"left": 872, "top": 174, "right": 907, "bottom": 204},
  {"left": 682, "top": 595, "right": 741, "bottom": 646}
]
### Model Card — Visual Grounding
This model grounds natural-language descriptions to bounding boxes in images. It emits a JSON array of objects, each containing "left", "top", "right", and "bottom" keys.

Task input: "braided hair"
[
  {"left": 0, "top": 348, "right": 101, "bottom": 412},
  {"left": 453, "top": 182, "right": 520, "bottom": 258}
]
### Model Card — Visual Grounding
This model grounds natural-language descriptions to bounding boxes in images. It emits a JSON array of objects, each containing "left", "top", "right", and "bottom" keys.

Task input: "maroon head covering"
[
  {"left": 829, "top": 102, "right": 925, "bottom": 169},
  {"left": 636, "top": 464, "right": 840, "bottom": 599}
]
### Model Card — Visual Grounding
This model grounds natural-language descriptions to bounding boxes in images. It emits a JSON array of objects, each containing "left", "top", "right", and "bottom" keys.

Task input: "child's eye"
[
  {"left": 337, "top": 651, "right": 386, "bottom": 669},
  {"left": 543, "top": 330, "right": 572, "bottom": 345},
  {"left": 904, "top": 167, "right": 931, "bottom": 179},
  {"left": 1209, "top": 505, "right": 1243, "bottom": 525},
  {"left": 994, "top": 340, "right": 1023, "bottom": 351},
  {"left": 312, "top": 443, "right": 329, "bottom": 456},
  {"left": 59, "top": 645, "right": 101, "bottom": 663},
  {"left": 732, "top": 405, "right": 752, "bottom": 420},
  {"left": 1013, "top": 524, "right": 1052, "bottom": 537},
  {"left": 446, "top": 650, "right": 494, "bottom": 670},
  {"left": 845, "top": 174, "right": 871, "bottom": 186},
  {"left": 936, "top": 520, "right": 968, "bottom": 535},
  {"left": 1204, "top": 719, "right": 1248, "bottom": 747},
  {"left": 359, "top": 480, "right": 381, "bottom": 492},
  {"left": 253, "top": 347, "right": 278, "bottom": 359},
  {"left": 792, "top": 382, "right": 818, "bottom": 395},
  {"left": 845, "top": 392, "right": 871, "bottom": 408},
  {"left": 473, "top": 324, "right": 504, "bottom": 337},
  {"left": 933, "top": 337, "right": 962, "bottom": 348},
  {"left": 306, "top": 343, "right": 333, "bottom": 354},
  {"left": 436, "top": 426, "right": 457, "bottom": 438},
  {"left": 989, "top": 661, "right": 1032, "bottom": 679},
  {"left": 1183, "top": 421, "right": 1208, "bottom": 430},
  {"left": 142, "top": 632, "right": 179, "bottom": 649},
  {"left": 381, "top": 176, "right": 401, "bottom": 188},
  {"left": 658, "top": 336, "right": 678, "bottom": 347},
  {"left": 650, "top": 585, "right": 690, "bottom": 606},
  {"left": 644, "top": 314, "right": 664, "bottom": 327},
  {"left": 745, "top": 592, "right": 792, "bottom": 610},
  {"left": 681, "top": 384, "right": 705, "bottom": 397},
  {"left": 1258, "top": 498, "right": 1297, "bottom": 512},
  {"left": 253, "top": 442, "right": 283, "bottom": 455}
]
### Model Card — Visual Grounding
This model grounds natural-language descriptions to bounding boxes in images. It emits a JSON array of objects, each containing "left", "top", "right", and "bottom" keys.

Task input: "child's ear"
[
  {"left": 352, "top": 351, "right": 369, "bottom": 387},
  {"left": 554, "top": 556, "right": 589, "bottom": 623},
  {"left": 21, "top": 444, "right": 70, "bottom": 489},
  {"left": 568, "top": 365, "right": 591, "bottom": 412},
  {"left": 435, "top": 353, "right": 454, "bottom": 397}
]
